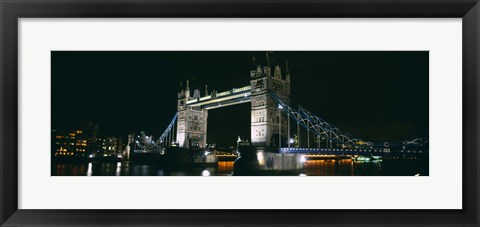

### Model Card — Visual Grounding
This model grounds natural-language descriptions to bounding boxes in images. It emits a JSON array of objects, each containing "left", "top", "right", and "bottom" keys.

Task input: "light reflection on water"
[
  {"left": 87, "top": 162, "right": 93, "bottom": 176},
  {"left": 303, "top": 159, "right": 380, "bottom": 176},
  {"left": 52, "top": 159, "right": 427, "bottom": 176}
]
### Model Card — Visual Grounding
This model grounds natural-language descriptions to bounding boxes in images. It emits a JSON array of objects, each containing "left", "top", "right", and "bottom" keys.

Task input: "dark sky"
[{"left": 52, "top": 51, "right": 428, "bottom": 146}]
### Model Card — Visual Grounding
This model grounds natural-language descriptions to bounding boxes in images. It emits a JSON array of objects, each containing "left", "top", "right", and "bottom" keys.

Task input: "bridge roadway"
[
  {"left": 279, "top": 147, "right": 426, "bottom": 156},
  {"left": 186, "top": 85, "right": 251, "bottom": 110}
]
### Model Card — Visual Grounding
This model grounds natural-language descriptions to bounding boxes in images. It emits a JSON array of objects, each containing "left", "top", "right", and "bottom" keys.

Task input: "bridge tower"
[
  {"left": 250, "top": 55, "right": 291, "bottom": 147},
  {"left": 176, "top": 80, "right": 208, "bottom": 148}
]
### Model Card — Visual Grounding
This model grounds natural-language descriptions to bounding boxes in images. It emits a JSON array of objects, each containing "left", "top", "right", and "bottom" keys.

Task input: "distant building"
[
  {"left": 91, "top": 137, "right": 120, "bottom": 157},
  {"left": 52, "top": 122, "right": 125, "bottom": 158},
  {"left": 52, "top": 129, "right": 88, "bottom": 157}
]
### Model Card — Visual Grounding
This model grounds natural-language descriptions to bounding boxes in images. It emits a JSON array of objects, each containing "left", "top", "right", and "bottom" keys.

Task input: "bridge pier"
[{"left": 234, "top": 146, "right": 304, "bottom": 175}]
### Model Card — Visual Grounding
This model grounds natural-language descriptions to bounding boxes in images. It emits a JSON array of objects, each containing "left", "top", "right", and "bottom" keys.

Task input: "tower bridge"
[
  {"left": 173, "top": 59, "right": 290, "bottom": 148},
  {"left": 150, "top": 54, "right": 428, "bottom": 155}
]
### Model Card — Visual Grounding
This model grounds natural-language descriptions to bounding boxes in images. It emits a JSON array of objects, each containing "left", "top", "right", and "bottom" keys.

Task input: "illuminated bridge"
[
  {"left": 186, "top": 85, "right": 252, "bottom": 110},
  {"left": 134, "top": 53, "right": 428, "bottom": 155}
]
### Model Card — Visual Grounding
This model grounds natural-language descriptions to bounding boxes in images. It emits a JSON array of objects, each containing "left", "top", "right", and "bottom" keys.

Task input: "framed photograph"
[
  {"left": 50, "top": 50, "right": 429, "bottom": 177},
  {"left": 1, "top": 0, "right": 479, "bottom": 226}
]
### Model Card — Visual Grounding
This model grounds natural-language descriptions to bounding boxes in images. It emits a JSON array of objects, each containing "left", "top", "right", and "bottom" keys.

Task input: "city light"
[
  {"left": 256, "top": 152, "right": 265, "bottom": 165},
  {"left": 300, "top": 155, "right": 306, "bottom": 163},
  {"left": 201, "top": 170, "right": 210, "bottom": 176}
]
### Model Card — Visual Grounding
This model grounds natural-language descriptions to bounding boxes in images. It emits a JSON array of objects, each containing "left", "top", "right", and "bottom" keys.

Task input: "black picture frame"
[{"left": 1, "top": 0, "right": 479, "bottom": 226}]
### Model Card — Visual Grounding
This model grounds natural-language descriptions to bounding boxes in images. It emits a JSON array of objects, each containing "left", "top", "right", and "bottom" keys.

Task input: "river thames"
[{"left": 52, "top": 158, "right": 428, "bottom": 176}]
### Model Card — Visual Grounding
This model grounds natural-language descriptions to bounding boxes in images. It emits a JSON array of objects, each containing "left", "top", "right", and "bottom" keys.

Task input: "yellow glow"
[{"left": 256, "top": 152, "right": 265, "bottom": 165}]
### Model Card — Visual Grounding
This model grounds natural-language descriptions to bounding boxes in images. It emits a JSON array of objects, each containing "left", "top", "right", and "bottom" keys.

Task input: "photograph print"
[{"left": 51, "top": 51, "right": 429, "bottom": 176}]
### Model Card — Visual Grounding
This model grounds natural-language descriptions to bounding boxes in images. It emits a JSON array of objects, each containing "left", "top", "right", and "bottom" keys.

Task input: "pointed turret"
[
  {"left": 266, "top": 52, "right": 271, "bottom": 67},
  {"left": 263, "top": 52, "right": 272, "bottom": 77},
  {"left": 185, "top": 80, "right": 190, "bottom": 98},
  {"left": 274, "top": 65, "right": 282, "bottom": 79},
  {"left": 193, "top": 88, "right": 201, "bottom": 99},
  {"left": 205, "top": 84, "right": 209, "bottom": 96},
  {"left": 285, "top": 61, "right": 291, "bottom": 83}
]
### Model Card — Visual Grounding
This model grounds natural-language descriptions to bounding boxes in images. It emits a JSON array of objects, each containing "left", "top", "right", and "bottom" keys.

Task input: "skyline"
[{"left": 52, "top": 51, "right": 428, "bottom": 147}]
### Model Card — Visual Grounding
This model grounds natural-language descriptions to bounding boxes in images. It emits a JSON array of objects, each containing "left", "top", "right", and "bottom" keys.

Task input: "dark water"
[{"left": 52, "top": 159, "right": 428, "bottom": 176}]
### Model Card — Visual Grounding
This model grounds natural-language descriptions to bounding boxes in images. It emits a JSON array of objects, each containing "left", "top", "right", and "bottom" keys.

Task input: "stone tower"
[
  {"left": 176, "top": 80, "right": 208, "bottom": 148},
  {"left": 250, "top": 54, "right": 291, "bottom": 147}
]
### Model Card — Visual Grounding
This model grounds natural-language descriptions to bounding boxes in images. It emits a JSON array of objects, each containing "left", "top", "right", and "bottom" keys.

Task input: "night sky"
[{"left": 52, "top": 51, "right": 428, "bottom": 147}]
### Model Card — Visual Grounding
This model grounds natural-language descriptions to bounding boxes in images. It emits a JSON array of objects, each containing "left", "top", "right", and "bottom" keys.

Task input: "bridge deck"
[{"left": 186, "top": 85, "right": 251, "bottom": 109}]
